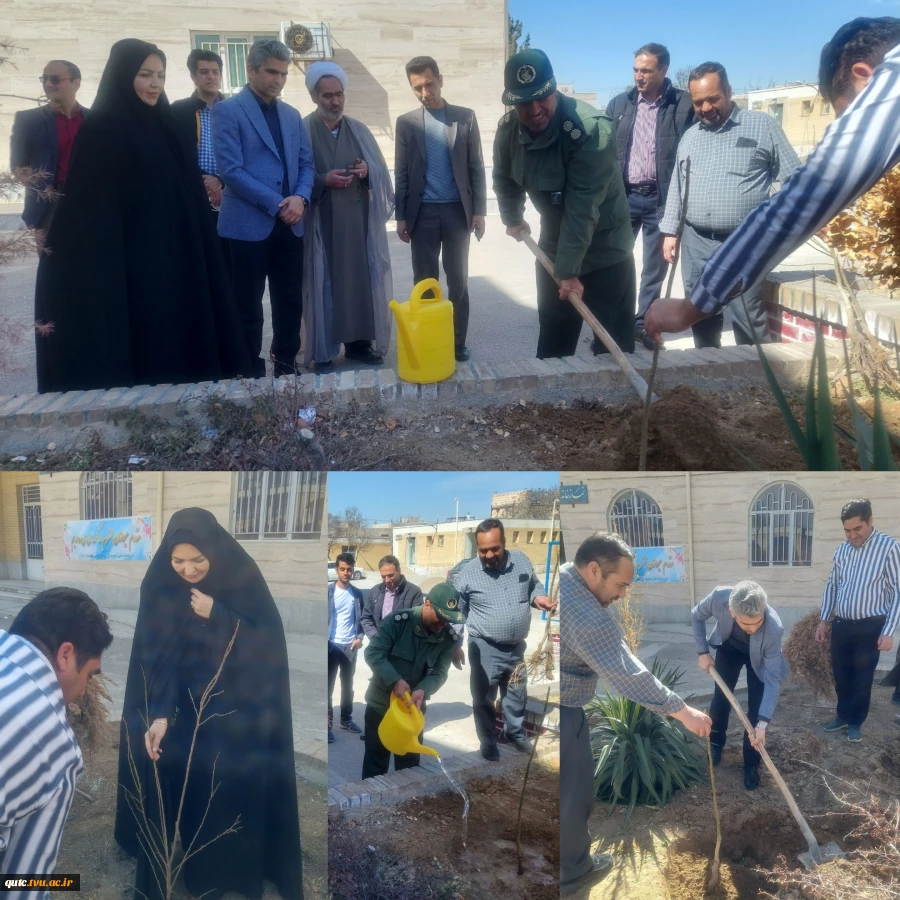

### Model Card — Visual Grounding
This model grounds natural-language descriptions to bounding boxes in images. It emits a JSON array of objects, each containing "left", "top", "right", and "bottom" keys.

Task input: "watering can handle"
[{"left": 410, "top": 278, "right": 443, "bottom": 316}]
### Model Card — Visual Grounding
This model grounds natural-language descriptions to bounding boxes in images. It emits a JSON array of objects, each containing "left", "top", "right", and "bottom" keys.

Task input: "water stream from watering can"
[{"left": 436, "top": 755, "right": 469, "bottom": 847}]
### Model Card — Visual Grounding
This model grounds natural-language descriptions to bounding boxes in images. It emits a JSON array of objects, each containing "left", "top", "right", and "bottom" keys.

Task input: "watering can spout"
[{"left": 389, "top": 299, "right": 419, "bottom": 369}]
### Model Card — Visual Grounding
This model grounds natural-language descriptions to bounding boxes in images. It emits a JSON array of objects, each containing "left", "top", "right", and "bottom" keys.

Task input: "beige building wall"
[
  {"left": 36, "top": 472, "right": 327, "bottom": 633},
  {"left": 1, "top": 0, "right": 506, "bottom": 171},
  {"left": 328, "top": 540, "right": 393, "bottom": 572},
  {"left": 0, "top": 472, "right": 40, "bottom": 578},
  {"left": 747, "top": 85, "right": 835, "bottom": 153},
  {"left": 560, "top": 472, "right": 900, "bottom": 629},
  {"left": 394, "top": 518, "right": 560, "bottom": 576}
]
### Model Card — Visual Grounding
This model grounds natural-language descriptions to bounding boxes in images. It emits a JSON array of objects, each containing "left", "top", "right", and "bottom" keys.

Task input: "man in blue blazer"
[
  {"left": 10, "top": 60, "right": 87, "bottom": 242},
  {"left": 692, "top": 581, "right": 790, "bottom": 790},
  {"left": 212, "top": 40, "right": 315, "bottom": 377},
  {"left": 327, "top": 553, "right": 366, "bottom": 744}
]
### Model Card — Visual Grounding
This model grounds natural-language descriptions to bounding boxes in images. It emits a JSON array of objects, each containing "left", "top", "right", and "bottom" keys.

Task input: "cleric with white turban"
[{"left": 305, "top": 61, "right": 347, "bottom": 94}]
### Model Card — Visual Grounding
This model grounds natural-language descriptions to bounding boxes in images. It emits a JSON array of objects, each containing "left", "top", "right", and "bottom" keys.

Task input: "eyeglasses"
[{"left": 40, "top": 75, "right": 74, "bottom": 85}]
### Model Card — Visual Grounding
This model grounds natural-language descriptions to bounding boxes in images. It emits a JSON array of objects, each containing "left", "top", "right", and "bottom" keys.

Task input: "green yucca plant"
[
  {"left": 586, "top": 660, "right": 706, "bottom": 824},
  {"left": 743, "top": 292, "right": 898, "bottom": 471}
]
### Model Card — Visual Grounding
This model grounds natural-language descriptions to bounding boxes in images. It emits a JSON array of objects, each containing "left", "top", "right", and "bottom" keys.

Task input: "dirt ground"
[
  {"left": 5, "top": 382, "right": 899, "bottom": 471},
  {"left": 328, "top": 763, "right": 559, "bottom": 900},
  {"left": 54, "top": 735, "right": 327, "bottom": 899},
  {"left": 579, "top": 679, "right": 900, "bottom": 900}
]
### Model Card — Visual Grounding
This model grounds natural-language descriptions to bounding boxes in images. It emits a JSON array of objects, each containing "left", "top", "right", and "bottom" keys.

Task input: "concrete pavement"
[{"left": 0, "top": 587, "right": 327, "bottom": 777}]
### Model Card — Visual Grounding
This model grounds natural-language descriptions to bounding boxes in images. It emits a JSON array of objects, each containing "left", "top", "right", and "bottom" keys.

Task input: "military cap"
[
  {"left": 502, "top": 48, "right": 557, "bottom": 105},
  {"left": 426, "top": 582, "right": 466, "bottom": 624}
]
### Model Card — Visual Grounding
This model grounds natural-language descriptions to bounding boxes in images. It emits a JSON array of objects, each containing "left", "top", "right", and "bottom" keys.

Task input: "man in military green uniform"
[
  {"left": 361, "top": 582, "right": 465, "bottom": 779},
  {"left": 494, "top": 49, "right": 636, "bottom": 359}
]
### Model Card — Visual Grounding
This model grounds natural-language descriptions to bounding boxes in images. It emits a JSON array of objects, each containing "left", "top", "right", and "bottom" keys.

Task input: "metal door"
[{"left": 23, "top": 484, "right": 44, "bottom": 581}]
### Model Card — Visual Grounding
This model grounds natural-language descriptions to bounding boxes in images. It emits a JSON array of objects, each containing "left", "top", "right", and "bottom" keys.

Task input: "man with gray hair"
[
  {"left": 692, "top": 581, "right": 790, "bottom": 790},
  {"left": 301, "top": 61, "right": 394, "bottom": 369},
  {"left": 560, "top": 532, "right": 711, "bottom": 895},
  {"left": 212, "top": 39, "right": 315, "bottom": 377}
]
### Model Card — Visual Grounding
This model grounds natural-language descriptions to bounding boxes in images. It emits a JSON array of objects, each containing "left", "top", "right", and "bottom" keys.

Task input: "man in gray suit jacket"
[
  {"left": 395, "top": 56, "right": 487, "bottom": 362},
  {"left": 692, "top": 581, "right": 790, "bottom": 790}
]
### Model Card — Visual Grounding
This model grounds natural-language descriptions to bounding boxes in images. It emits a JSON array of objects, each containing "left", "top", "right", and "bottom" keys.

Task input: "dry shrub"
[
  {"left": 828, "top": 165, "right": 900, "bottom": 292},
  {"left": 613, "top": 586, "right": 645, "bottom": 654},
  {"left": 66, "top": 672, "right": 113, "bottom": 756},
  {"left": 764, "top": 792, "right": 900, "bottom": 900},
  {"left": 783, "top": 611, "right": 834, "bottom": 716}
]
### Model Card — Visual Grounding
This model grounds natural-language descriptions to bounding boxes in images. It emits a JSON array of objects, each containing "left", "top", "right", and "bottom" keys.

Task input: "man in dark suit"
[
  {"left": 212, "top": 39, "right": 315, "bottom": 377},
  {"left": 327, "top": 553, "right": 365, "bottom": 744},
  {"left": 395, "top": 56, "right": 487, "bottom": 362},
  {"left": 361, "top": 555, "right": 424, "bottom": 637},
  {"left": 605, "top": 43, "right": 694, "bottom": 349},
  {"left": 170, "top": 48, "right": 226, "bottom": 245},
  {"left": 10, "top": 60, "right": 87, "bottom": 247}
]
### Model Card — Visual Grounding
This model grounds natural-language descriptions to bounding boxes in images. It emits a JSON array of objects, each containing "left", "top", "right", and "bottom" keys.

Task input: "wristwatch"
[{"left": 756, "top": 721, "right": 767, "bottom": 730}]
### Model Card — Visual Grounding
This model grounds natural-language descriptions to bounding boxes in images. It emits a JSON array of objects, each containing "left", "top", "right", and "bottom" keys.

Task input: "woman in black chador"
[
  {"left": 34, "top": 39, "right": 249, "bottom": 393},
  {"left": 114, "top": 508, "right": 302, "bottom": 900}
]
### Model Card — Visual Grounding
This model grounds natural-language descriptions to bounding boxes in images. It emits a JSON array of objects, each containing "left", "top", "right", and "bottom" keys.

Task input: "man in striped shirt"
[
  {"left": 816, "top": 499, "right": 900, "bottom": 742},
  {"left": 0, "top": 588, "right": 113, "bottom": 897},
  {"left": 560, "top": 532, "right": 711, "bottom": 895},
  {"left": 645, "top": 17, "right": 900, "bottom": 342}
]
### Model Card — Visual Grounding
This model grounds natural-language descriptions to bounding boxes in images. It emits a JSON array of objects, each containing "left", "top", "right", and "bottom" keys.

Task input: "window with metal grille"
[
  {"left": 608, "top": 490, "right": 664, "bottom": 548},
  {"left": 192, "top": 33, "right": 279, "bottom": 95},
  {"left": 22, "top": 484, "right": 42, "bottom": 560},
  {"left": 232, "top": 472, "right": 325, "bottom": 540},
  {"left": 81, "top": 472, "right": 133, "bottom": 520},
  {"left": 749, "top": 482, "right": 814, "bottom": 567}
]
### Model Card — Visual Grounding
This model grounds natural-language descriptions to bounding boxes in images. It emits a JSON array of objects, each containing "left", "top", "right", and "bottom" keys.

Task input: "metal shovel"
[{"left": 707, "top": 665, "right": 845, "bottom": 870}]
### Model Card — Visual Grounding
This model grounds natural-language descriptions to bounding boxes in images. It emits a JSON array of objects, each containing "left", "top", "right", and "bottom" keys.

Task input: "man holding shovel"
[
  {"left": 559, "top": 532, "right": 712, "bottom": 895},
  {"left": 493, "top": 49, "right": 636, "bottom": 359},
  {"left": 692, "top": 582, "right": 790, "bottom": 791}
]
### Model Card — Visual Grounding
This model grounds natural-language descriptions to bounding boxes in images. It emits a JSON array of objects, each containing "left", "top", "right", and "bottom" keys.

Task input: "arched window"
[
  {"left": 608, "top": 490, "right": 664, "bottom": 548},
  {"left": 749, "top": 482, "right": 814, "bottom": 567},
  {"left": 81, "top": 472, "right": 133, "bottom": 519}
]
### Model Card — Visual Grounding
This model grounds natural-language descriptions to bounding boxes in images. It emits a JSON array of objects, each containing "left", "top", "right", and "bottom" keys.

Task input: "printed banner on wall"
[
  {"left": 633, "top": 546, "right": 685, "bottom": 583},
  {"left": 64, "top": 517, "right": 153, "bottom": 561}
]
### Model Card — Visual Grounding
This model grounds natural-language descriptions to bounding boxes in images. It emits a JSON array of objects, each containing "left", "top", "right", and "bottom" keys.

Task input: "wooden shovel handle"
[
  {"left": 707, "top": 664, "right": 821, "bottom": 854},
  {"left": 520, "top": 233, "right": 658, "bottom": 404}
]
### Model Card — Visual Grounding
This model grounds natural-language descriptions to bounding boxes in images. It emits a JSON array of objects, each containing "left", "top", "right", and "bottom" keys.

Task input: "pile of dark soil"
[{"left": 328, "top": 765, "right": 559, "bottom": 900}]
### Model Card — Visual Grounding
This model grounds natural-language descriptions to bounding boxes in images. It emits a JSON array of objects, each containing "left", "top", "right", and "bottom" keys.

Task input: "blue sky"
[
  {"left": 509, "top": 0, "right": 891, "bottom": 105},
  {"left": 328, "top": 471, "right": 560, "bottom": 524}
]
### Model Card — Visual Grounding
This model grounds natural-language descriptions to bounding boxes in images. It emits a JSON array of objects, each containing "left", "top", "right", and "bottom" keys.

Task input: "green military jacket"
[
  {"left": 492, "top": 93, "right": 634, "bottom": 280},
  {"left": 364, "top": 606, "right": 458, "bottom": 715}
]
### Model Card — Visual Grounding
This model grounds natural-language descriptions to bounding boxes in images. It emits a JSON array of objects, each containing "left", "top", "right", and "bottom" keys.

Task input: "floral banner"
[
  {"left": 633, "top": 546, "right": 685, "bottom": 583},
  {"left": 64, "top": 517, "right": 152, "bottom": 561}
]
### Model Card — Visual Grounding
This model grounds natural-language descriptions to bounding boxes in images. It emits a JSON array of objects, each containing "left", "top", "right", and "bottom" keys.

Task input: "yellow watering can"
[
  {"left": 378, "top": 692, "right": 439, "bottom": 758},
  {"left": 389, "top": 278, "right": 456, "bottom": 384}
]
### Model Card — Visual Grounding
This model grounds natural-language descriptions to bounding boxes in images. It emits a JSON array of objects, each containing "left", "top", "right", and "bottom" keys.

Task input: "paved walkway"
[{"left": 0, "top": 203, "right": 833, "bottom": 397}]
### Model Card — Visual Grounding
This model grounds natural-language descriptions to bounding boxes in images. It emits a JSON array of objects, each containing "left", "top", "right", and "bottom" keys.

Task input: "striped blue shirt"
[
  {"left": 0, "top": 631, "right": 83, "bottom": 899},
  {"left": 820, "top": 530, "right": 900, "bottom": 635},
  {"left": 422, "top": 106, "right": 460, "bottom": 204},
  {"left": 690, "top": 42, "right": 900, "bottom": 315}
]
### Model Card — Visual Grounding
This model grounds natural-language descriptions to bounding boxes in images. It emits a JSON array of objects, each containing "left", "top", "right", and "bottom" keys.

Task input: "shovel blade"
[{"left": 797, "top": 841, "right": 844, "bottom": 871}]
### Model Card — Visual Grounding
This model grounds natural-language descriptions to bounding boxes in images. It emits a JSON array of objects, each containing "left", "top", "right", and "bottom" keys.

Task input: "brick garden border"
[
  {"left": 0, "top": 342, "right": 844, "bottom": 453},
  {"left": 327, "top": 737, "right": 558, "bottom": 812}
]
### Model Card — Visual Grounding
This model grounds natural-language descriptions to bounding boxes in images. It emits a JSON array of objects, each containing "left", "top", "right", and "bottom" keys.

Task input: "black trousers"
[
  {"left": 410, "top": 201, "right": 471, "bottom": 348},
  {"left": 708, "top": 640, "right": 763, "bottom": 767},
  {"left": 327, "top": 641, "right": 357, "bottom": 727},
  {"left": 832, "top": 615, "right": 886, "bottom": 726},
  {"left": 361, "top": 704, "right": 423, "bottom": 779},
  {"left": 228, "top": 219, "right": 304, "bottom": 378},
  {"left": 535, "top": 255, "right": 636, "bottom": 359}
]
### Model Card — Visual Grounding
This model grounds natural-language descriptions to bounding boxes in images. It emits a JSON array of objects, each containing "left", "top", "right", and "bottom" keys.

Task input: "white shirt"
[{"left": 331, "top": 585, "right": 357, "bottom": 644}]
